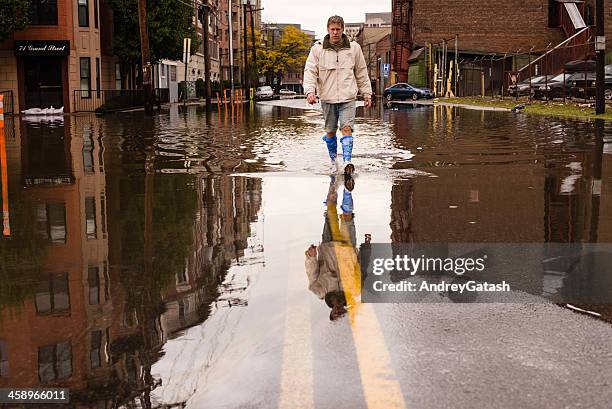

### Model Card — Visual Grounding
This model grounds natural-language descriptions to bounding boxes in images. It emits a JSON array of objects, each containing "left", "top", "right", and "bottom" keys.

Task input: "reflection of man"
[
  {"left": 303, "top": 15, "right": 372, "bottom": 175},
  {"left": 305, "top": 176, "right": 362, "bottom": 320}
]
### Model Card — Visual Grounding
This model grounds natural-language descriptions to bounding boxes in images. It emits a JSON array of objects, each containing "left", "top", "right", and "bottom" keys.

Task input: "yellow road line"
[{"left": 347, "top": 303, "right": 407, "bottom": 409}]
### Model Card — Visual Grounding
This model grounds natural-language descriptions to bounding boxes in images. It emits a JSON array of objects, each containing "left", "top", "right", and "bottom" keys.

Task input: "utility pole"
[
  {"left": 454, "top": 35, "right": 458, "bottom": 96},
  {"left": 242, "top": 0, "right": 249, "bottom": 99},
  {"left": 228, "top": 0, "right": 235, "bottom": 102},
  {"left": 137, "top": 0, "right": 154, "bottom": 115},
  {"left": 595, "top": 0, "right": 605, "bottom": 114},
  {"left": 201, "top": 2, "right": 212, "bottom": 106},
  {"left": 249, "top": 2, "right": 258, "bottom": 90}
]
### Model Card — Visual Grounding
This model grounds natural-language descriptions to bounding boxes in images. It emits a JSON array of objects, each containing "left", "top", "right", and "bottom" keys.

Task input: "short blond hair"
[{"left": 327, "top": 15, "right": 344, "bottom": 28}]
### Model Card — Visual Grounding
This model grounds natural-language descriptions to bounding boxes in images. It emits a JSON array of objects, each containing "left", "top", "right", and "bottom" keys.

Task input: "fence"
[
  {"left": 73, "top": 88, "right": 170, "bottom": 112},
  {"left": 0, "top": 91, "right": 14, "bottom": 114}
]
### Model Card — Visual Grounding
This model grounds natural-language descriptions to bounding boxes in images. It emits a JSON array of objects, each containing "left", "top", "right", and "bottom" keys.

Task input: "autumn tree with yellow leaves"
[{"left": 258, "top": 26, "right": 313, "bottom": 92}]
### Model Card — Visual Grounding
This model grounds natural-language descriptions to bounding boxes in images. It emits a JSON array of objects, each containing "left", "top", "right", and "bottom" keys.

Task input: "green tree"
[
  {"left": 108, "top": 0, "right": 198, "bottom": 68},
  {"left": 0, "top": 0, "right": 30, "bottom": 42},
  {"left": 258, "top": 26, "right": 312, "bottom": 91}
]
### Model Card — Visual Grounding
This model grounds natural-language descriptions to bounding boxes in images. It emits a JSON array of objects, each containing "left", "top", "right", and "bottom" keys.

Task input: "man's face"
[{"left": 327, "top": 23, "right": 343, "bottom": 43}]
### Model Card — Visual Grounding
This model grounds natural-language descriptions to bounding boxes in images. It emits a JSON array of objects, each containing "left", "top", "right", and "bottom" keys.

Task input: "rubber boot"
[
  {"left": 322, "top": 134, "right": 337, "bottom": 162},
  {"left": 340, "top": 135, "right": 353, "bottom": 162},
  {"left": 340, "top": 135, "right": 354, "bottom": 176},
  {"left": 341, "top": 188, "right": 353, "bottom": 213}
]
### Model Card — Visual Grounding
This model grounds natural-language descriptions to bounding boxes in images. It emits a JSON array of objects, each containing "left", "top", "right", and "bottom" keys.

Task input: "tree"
[
  {"left": 0, "top": 0, "right": 29, "bottom": 42},
  {"left": 108, "top": 0, "right": 198, "bottom": 86},
  {"left": 258, "top": 26, "right": 312, "bottom": 92}
]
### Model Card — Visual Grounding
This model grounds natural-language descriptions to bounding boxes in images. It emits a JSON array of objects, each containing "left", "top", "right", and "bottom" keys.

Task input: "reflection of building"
[
  {"left": 160, "top": 175, "right": 262, "bottom": 338},
  {"left": 0, "top": 116, "right": 112, "bottom": 405},
  {"left": 387, "top": 108, "right": 612, "bottom": 297}
]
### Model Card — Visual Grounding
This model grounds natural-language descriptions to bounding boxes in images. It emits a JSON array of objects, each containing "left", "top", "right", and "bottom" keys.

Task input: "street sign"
[
  {"left": 383, "top": 63, "right": 390, "bottom": 78},
  {"left": 182, "top": 38, "right": 191, "bottom": 65}
]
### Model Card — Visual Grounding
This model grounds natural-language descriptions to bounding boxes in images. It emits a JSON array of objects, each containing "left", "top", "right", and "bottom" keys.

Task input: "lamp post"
[
  {"left": 595, "top": 0, "right": 605, "bottom": 114},
  {"left": 199, "top": 2, "right": 212, "bottom": 106}
]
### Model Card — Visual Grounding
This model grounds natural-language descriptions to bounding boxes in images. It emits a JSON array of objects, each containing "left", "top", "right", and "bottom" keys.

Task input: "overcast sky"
[{"left": 261, "top": 0, "right": 392, "bottom": 39}]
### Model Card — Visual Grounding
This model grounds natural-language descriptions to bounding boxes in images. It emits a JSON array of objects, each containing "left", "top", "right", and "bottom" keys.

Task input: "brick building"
[
  {"left": 357, "top": 27, "right": 392, "bottom": 94},
  {"left": 0, "top": 0, "right": 109, "bottom": 113},
  {"left": 218, "top": 0, "right": 262, "bottom": 89},
  {"left": 392, "top": 0, "right": 612, "bottom": 92}
]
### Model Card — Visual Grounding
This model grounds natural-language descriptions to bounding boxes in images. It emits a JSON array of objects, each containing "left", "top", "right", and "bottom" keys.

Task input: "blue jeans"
[{"left": 321, "top": 100, "right": 356, "bottom": 134}]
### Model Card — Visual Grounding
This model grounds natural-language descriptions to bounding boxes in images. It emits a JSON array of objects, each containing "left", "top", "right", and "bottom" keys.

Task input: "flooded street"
[{"left": 1, "top": 101, "right": 612, "bottom": 408}]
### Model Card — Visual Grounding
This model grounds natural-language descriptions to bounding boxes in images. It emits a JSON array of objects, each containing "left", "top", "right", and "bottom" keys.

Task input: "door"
[{"left": 24, "top": 57, "right": 63, "bottom": 109}]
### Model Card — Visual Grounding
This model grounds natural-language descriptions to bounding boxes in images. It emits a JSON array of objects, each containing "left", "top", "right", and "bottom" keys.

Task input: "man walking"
[{"left": 303, "top": 15, "right": 372, "bottom": 176}]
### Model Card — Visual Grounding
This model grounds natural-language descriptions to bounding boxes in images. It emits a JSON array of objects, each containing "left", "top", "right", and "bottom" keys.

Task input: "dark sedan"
[
  {"left": 533, "top": 73, "right": 578, "bottom": 100},
  {"left": 383, "top": 83, "right": 434, "bottom": 101},
  {"left": 569, "top": 73, "right": 612, "bottom": 100},
  {"left": 508, "top": 75, "right": 549, "bottom": 97}
]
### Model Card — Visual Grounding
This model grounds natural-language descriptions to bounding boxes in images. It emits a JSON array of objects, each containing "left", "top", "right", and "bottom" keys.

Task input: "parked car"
[
  {"left": 255, "top": 86, "right": 274, "bottom": 100},
  {"left": 507, "top": 75, "right": 548, "bottom": 96},
  {"left": 533, "top": 73, "right": 580, "bottom": 100},
  {"left": 279, "top": 89, "right": 297, "bottom": 96},
  {"left": 383, "top": 83, "right": 434, "bottom": 101},
  {"left": 570, "top": 73, "right": 612, "bottom": 100}
]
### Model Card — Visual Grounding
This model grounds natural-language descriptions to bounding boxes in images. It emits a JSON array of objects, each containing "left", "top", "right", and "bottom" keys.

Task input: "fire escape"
[
  {"left": 391, "top": 0, "right": 413, "bottom": 82},
  {"left": 519, "top": 0, "right": 594, "bottom": 76}
]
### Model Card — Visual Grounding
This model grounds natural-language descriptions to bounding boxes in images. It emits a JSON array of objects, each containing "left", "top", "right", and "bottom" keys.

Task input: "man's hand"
[
  {"left": 363, "top": 94, "right": 372, "bottom": 108},
  {"left": 305, "top": 245, "right": 317, "bottom": 257},
  {"left": 306, "top": 93, "right": 317, "bottom": 105}
]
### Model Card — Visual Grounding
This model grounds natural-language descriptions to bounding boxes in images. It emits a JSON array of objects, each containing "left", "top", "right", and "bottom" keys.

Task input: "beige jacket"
[
  {"left": 303, "top": 34, "right": 372, "bottom": 103},
  {"left": 305, "top": 242, "right": 361, "bottom": 301}
]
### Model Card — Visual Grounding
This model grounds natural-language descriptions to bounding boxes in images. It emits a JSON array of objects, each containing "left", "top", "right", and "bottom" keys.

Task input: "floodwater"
[{"left": 1, "top": 101, "right": 612, "bottom": 408}]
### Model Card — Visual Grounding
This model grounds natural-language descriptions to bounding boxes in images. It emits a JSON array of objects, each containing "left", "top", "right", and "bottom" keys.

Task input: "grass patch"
[{"left": 443, "top": 96, "right": 612, "bottom": 121}]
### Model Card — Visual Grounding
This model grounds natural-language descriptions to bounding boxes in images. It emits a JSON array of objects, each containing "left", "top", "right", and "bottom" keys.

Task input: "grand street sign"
[{"left": 14, "top": 40, "right": 70, "bottom": 57}]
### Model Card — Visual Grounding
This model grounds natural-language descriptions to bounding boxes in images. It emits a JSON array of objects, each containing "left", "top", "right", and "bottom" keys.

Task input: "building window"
[
  {"left": 93, "top": 0, "right": 99, "bottom": 28},
  {"left": 78, "top": 0, "right": 89, "bottom": 27},
  {"left": 38, "top": 342, "right": 72, "bottom": 383},
  {"left": 90, "top": 330, "right": 102, "bottom": 369},
  {"left": 28, "top": 0, "right": 58, "bottom": 25},
  {"left": 35, "top": 273, "right": 70, "bottom": 315},
  {"left": 105, "top": 327, "right": 111, "bottom": 362},
  {"left": 80, "top": 57, "right": 91, "bottom": 98},
  {"left": 0, "top": 341, "right": 8, "bottom": 377},
  {"left": 585, "top": 4, "right": 594, "bottom": 26},
  {"left": 100, "top": 194, "right": 107, "bottom": 236},
  {"left": 85, "top": 197, "right": 97, "bottom": 238},
  {"left": 176, "top": 266, "right": 187, "bottom": 284},
  {"left": 115, "top": 63, "right": 122, "bottom": 89},
  {"left": 95, "top": 58, "right": 101, "bottom": 98},
  {"left": 170, "top": 65, "right": 177, "bottom": 82},
  {"left": 36, "top": 203, "right": 67, "bottom": 244},
  {"left": 82, "top": 125, "right": 94, "bottom": 172},
  {"left": 103, "top": 261, "right": 110, "bottom": 301},
  {"left": 88, "top": 266, "right": 100, "bottom": 305}
]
